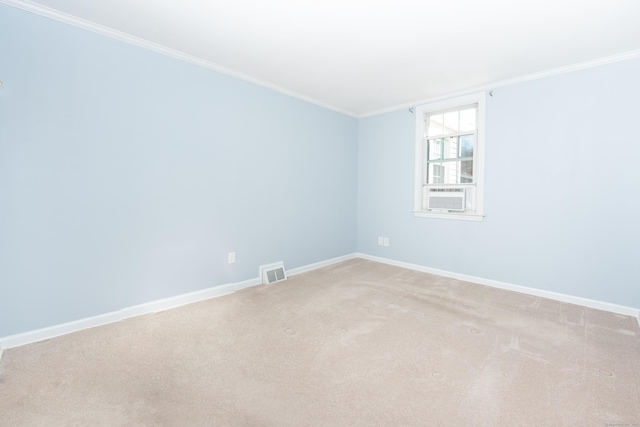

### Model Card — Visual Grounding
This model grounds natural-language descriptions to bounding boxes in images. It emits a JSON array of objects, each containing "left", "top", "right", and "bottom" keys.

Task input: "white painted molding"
[
  {"left": 238, "top": 254, "right": 356, "bottom": 290},
  {"left": 0, "top": 281, "right": 238, "bottom": 351},
  {"left": 287, "top": 253, "right": 357, "bottom": 277},
  {"left": 356, "top": 253, "right": 640, "bottom": 321},
  {"left": 1, "top": 310, "right": 123, "bottom": 353},
  {"left": 4, "top": 0, "right": 640, "bottom": 120},
  {"left": 0, "top": 0, "right": 357, "bottom": 118},
  {"left": 233, "top": 277, "right": 262, "bottom": 292},
  {"left": 2, "top": 251, "right": 636, "bottom": 358},
  {"left": 118, "top": 283, "right": 237, "bottom": 319},
  {"left": 0, "top": 253, "right": 358, "bottom": 354},
  {"left": 361, "top": 49, "right": 640, "bottom": 118}
]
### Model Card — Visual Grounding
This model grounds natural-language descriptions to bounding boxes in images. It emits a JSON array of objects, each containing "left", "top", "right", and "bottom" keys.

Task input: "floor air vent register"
[{"left": 260, "top": 262, "right": 287, "bottom": 284}]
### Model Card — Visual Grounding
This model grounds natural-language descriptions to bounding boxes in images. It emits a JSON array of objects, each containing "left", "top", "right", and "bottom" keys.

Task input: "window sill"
[{"left": 413, "top": 211, "right": 485, "bottom": 221}]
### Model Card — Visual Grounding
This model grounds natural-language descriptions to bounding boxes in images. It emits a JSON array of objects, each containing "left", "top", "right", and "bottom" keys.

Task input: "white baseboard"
[
  {"left": 233, "top": 277, "right": 262, "bottom": 292},
  {"left": 356, "top": 253, "right": 640, "bottom": 324},
  {"left": 0, "top": 282, "right": 239, "bottom": 352},
  {"left": 4, "top": 251, "right": 635, "bottom": 359},
  {"left": 232, "top": 253, "right": 357, "bottom": 292},
  {"left": 0, "top": 252, "right": 358, "bottom": 356},
  {"left": 288, "top": 253, "right": 358, "bottom": 277}
]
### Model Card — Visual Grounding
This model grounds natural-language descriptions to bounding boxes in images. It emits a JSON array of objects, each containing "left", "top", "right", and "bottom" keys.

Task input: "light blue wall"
[
  {"left": 358, "top": 58, "right": 640, "bottom": 309},
  {"left": 2, "top": 4, "right": 638, "bottom": 340},
  {"left": 0, "top": 4, "right": 358, "bottom": 337}
]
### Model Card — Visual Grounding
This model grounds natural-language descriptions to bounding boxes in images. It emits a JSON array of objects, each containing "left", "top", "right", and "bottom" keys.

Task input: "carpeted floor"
[{"left": 1, "top": 258, "right": 639, "bottom": 426}]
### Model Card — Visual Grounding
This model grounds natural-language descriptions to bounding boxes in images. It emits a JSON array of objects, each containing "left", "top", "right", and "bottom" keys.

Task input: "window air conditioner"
[{"left": 426, "top": 187, "right": 466, "bottom": 212}]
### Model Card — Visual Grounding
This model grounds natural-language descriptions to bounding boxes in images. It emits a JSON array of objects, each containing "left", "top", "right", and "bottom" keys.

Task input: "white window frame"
[{"left": 413, "top": 92, "right": 486, "bottom": 221}]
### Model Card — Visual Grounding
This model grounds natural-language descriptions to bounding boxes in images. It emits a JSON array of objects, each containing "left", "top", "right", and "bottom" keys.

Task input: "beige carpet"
[{"left": 1, "top": 259, "right": 639, "bottom": 426}]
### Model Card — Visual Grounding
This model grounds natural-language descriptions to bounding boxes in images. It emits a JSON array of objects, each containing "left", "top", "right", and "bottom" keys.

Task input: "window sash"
[
  {"left": 425, "top": 104, "right": 477, "bottom": 138},
  {"left": 425, "top": 134, "right": 475, "bottom": 161},
  {"left": 425, "top": 130, "right": 475, "bottom": 139},
  {"left": 425, "top": 159, "right": 474, "bottom": 185},
  {"left": 426, "top": 156, "right": 473, "bottom": 164},
  {"left": 425, "top": 133, "right": 475, "bottom": 185}
]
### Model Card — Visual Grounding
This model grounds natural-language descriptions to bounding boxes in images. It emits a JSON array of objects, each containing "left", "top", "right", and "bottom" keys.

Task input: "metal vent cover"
[{"left": 260, "top": 262, "right": 287, "bottom": 284}]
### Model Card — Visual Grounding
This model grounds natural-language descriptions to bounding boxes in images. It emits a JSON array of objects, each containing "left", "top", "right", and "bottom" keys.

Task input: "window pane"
[
  {"left": 461, "top": 160, "right": 473, "bottom": 182},
  {"left": 443, "top": 136, "right": 459, "bottom": 159},
  {"left": 428, "top": 160, "right": 473, "bottom": 184},
  {"left": 441, "top": 162, "right": 458, "bottom": 184},
  {"left": 460, "top": 107, "right": 476, "bottom": 132},
  {"left": 428, "top": 139, "right": 442, "bottom": 160},
  {"left": 443, "top": 111, "right": 459, "bottom": 134},
  {"left": 427, "top": 114, "right": 443, "bottom": 137},
  {"left": 460, "top": 134, "right": 474, "bottom": 158},
  {"left": 428, "top": 163, "right": 444, "bottom": 184}
]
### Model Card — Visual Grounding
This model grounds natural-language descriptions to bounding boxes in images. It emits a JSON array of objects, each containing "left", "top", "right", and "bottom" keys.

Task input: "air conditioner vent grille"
[
  {"left": 429, "top": 188, "right": 464, "bottom": 193},
  {"left": 426, "top": 187, "right": 466, "bottom": 212}
]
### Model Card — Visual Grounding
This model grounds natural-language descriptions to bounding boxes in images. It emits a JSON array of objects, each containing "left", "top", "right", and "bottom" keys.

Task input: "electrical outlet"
[
  {"left": 228, "top": 252, "right": 236, "bottom": 264},
  {"left": 378, "top": 236, "right": 390, "bottom": 247}
]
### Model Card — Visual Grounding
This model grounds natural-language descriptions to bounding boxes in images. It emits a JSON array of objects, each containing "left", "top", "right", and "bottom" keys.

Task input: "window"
[{"left": 414, "top": 92, "right": 486, "bottom": 220}]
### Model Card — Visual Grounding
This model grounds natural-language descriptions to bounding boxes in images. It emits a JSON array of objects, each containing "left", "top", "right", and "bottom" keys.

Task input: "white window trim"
[{"left": 413, "top": 92, "right": 486, "bottom": 221}]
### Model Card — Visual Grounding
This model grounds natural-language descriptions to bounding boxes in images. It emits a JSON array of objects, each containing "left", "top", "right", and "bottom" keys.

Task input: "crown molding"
[
  {"left": 3, "top": 0, "right": 639, "bottom": 120},
  {"left": 359, "top": 49, "right": 640, "bottom": 118},
  {"left": 0, "top": 0, "right": 358, "bottom": 118}
]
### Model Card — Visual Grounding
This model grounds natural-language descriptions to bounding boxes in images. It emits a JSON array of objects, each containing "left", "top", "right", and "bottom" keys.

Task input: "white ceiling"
[{"left": 6, "top": 0, "right": 640, "bottom": 117}]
